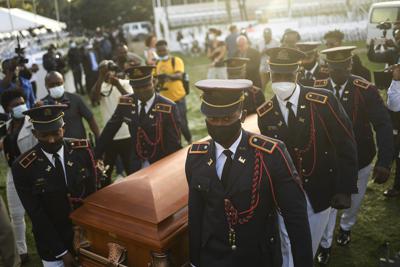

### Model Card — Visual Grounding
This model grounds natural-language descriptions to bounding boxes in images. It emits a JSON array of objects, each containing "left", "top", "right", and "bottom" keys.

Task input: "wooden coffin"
[{"left": 70, "top": 114, "right": 260, "bottom": 267}]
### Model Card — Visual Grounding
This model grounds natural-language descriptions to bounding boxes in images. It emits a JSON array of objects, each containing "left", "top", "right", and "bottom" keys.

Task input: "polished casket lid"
[{"left": 71, "top": 114, "right": 260, "bottom": 249}]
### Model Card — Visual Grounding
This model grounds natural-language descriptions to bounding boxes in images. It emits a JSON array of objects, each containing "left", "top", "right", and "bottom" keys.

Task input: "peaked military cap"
[
  {"left": 266, "top": 47, "right": 306, "bottom": 73},
  {"left": 320, "top": 46, "right": 356, "bottom": 69},
  {"left": 126, "top": 65, "right": 155, "bottom": 88},
  {"left": 224, "top": 57, "right": 249, "bottom": 78},
  {"left": 296, "top": 41, "right": 321, "bottom": 55},
  {"left": 195, "top": 79, "right": 252, "bottom": 117},
  {"left": 23, "top": 104, "right": 68, "bottom": 132}
]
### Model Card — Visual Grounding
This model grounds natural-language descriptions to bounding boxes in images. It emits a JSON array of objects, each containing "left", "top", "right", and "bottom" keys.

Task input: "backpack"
[{"left": 170, "top": 56, "right": 190, "bottom": 95}]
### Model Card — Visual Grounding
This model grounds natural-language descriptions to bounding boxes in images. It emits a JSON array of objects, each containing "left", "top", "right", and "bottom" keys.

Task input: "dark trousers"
[
  {"left": 72, "top": 65, "right": 84, "bottom": 94},
  {"left": 103, "top": 137, "right": 136, "bottom": 185},
  {"left": 176, "top": 97, "right": 192, "bottom": 143},
  {"left": 393, "top": 136, "right": 400, "bottom": 189}
]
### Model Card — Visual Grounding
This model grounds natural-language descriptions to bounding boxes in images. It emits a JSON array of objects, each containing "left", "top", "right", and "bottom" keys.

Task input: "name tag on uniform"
[{"left": 394, "top": 129, "right": 399, "bottom": 136}]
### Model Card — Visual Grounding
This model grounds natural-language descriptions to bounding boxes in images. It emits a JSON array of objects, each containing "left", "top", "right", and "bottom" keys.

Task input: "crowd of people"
[{"left": 0, "top": 21, "right": 399, "bottom": 267}]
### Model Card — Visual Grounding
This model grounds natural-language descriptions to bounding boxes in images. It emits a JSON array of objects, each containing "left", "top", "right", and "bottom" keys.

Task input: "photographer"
[
  {"left": 0, "top": 58, "right": 35, "bottom": 108},
  {"left": 368, "top": 25, "right": 400, "bottom": 66},
  {"left": 90, "top": 60, "right": 136, "bottom": 184},
  {"left": 155, "top": 40, "right": 192, "bottom": 144}
]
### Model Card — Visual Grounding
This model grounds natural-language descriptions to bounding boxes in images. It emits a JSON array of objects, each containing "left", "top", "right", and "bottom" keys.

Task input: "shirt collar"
[
  {"left": 309, "top": 62, "right": 319, "bottom": 74},
  {"left": 215, "top": 130, "right": 243, "bottom": 160},
  {"left": 41, "top": 144, "right": 64, "bottom": 159},
  {"left": 137, "top": 93, "right": 156, "bottom": 110},
  {"left": 330, "top": 79, "right": 348, "bottom": 90},
  {"left": 276, "top": 84, "right": 301, "bottom": 108}
]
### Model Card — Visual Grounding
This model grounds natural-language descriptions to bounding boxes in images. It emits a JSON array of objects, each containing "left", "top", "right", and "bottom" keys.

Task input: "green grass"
[{"left": 1, "top": 42, "right": 400, "bottom": 267}]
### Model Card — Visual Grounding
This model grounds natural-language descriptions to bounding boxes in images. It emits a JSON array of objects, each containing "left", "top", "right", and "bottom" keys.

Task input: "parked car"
[{"left": 122, "top": 21, "right": 153, "bottom": 42}]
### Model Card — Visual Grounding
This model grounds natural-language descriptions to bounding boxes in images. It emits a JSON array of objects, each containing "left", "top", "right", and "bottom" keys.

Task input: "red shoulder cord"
[
  {"left": 326, "top": 101, "right": 355, "bottom": 142},
  {"left": 169, "top": 109, "right": 181, "bottom": 139},
  {"left": 86, "top": 146, "right": 99, "bottom": 190},
  {"left": 294, "top": 104, "right": 317, "bottom": 178},
  {"left": 136, "top": 113, "right": 163, "bottom": 161},
  {"left": 353, "top": 88, "right": 366, "bottom": 124},
  {"left": 224, "top": 150, "right": 263, "bottom": 229}
]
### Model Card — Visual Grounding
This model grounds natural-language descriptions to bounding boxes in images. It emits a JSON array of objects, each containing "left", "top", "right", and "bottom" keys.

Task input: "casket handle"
[{"left": 79, "top": 247, "right": 128, "bottom": 267}]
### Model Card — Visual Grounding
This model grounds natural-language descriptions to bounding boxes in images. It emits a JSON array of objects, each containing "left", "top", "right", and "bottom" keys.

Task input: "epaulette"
[
  {"left": 118, "top": 95, "right": 134, "bottom": 106},
  {"left": 155, "top": 103, "right": 172, "bottom": 114},
  {"left": 69, "top": 139, "right": 89, "bottom": 149},
  {"left": 19, "top": 149, "right": 37, "bottom": 168},
  {"left": 353, "top": 79, "right": 371, "bottom": 90},
  {"left": 305, "top": 92, "right": 328, "bottom": 104},
  {"left": 320, "top": 67, "right": 329, "bottom": 74},
  {"left": 189, "top": 141, "right": 210, "bottom": 154},
  {"left": 256, "top": 101, "right": 273, "bottom": 117},
  {"left": 313, "top": 79, "right": 329, "bottom": 88},
  {"left": 249, "top": 135, "right": 278, "bottom": 154}
]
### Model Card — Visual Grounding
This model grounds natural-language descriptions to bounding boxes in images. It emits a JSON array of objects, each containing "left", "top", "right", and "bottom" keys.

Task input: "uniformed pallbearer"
[
  {"left": 256, "top": 47, "right": 358, "bottom": 267},
  {"left": 315, "top": 46, "right": 393, "bottom": 265},
  {"left": 186, "top": 79, "right": 313, "bottom": 267},
  {"left": 296, "top": 42, "right": 329, "bottom": 87},
  {"left": 95, "top": 66, "right": 182, "bottom": 180},
  {"left": 224, "top": 57, "right": 265, "bottom": 114},
  {"left": 12, "top": 105, "right": 97, "bottom": 267}
]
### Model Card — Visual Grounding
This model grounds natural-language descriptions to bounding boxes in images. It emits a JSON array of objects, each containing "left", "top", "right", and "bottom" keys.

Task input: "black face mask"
[
  {"left": 40, "top": 139, "right": 63, "bottom": 154},
  {"left": 302, "top": 60, "right": 316, "bottom": 71},
  {"left": 206, "top": 119, "right": 241, "bottom": 147}
]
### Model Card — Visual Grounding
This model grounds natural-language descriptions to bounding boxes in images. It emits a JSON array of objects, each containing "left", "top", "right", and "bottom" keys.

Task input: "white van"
[
  {"left": 367, "top": 1, "right": 400, "bottom": 44},
  {"left": 122, "top": 21, "right": 153, "bottom": 42}
]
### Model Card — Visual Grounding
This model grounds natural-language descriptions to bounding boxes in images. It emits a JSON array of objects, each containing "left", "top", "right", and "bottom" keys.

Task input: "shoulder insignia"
[
  {"left": 118, "top": 96, "right": 134, "bottom": 106},
  {"left": 249, "top": 135, "right": 278, "bottom": 154},
  {"left": 155, "top": 103, "right": 172, "bottom": 113},
  {"left": 353, "top": 79, "right": 371, "bottom": 90},
  {"left": 256, "top": 101, "right": 273, "bottom": 117},
  {"left": 19, "top": 149, "right": 37, "bottom": 168},
  {"left": 319, "top": 67, "right": 329, "bottom": 74},
  {"left": 313, "top": 79, "right": 328, "bottom": 88},
  {"left": 69, "top": 139, "right": 89, "bottom": 149},
  {"left": 305, "top": 92, "right": 328, "bottom": 104},
  {"left": 189, "top": 141, "right": 210, "bottom": 154}
]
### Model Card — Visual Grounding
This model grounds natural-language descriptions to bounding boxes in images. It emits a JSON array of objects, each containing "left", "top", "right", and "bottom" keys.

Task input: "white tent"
[{"left": 0, "top": 7, "right": 66, "bottom": 33}]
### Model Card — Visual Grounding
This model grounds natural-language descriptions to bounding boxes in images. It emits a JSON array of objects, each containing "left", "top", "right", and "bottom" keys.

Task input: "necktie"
[
  {"left": 306, "top": 71, "right": 312, "bottom": 80},
  {"left": 334, "top": 85, "right": 341, "bottom": 100},
  {"left": 139, "top": 101, "right": 147, "bottom": 122},
  {"left": 53, "top": 153, "right": 66, "bottom": 186},
  {"left": 221, "top": 150, "right": 233, "bottom": 189},
  {"left": 286, "top": 101, "right": 296, "bottom": 128}
]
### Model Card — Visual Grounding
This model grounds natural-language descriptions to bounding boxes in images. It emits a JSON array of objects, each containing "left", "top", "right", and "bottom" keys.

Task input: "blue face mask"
[{"left": 12, "top": 104, "right": 28, "bottom": 119}]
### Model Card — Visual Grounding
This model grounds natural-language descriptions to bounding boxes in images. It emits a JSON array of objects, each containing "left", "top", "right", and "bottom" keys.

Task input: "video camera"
[
  {"left": 14, "top": 36, "right": 28, "bottom": 65},
  {"left": 155, "top": 74, "right": 168, "bottom": 92},
  {"left": 377, "top": 21, "right": 392, "bottom": 38},
  {"left": 107, "top": 61, "right": 119, "bottom": 72}
]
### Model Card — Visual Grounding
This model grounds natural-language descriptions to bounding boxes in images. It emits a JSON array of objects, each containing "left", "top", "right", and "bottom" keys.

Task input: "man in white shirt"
[
  {"left": 384, "top": 64, "right": 400, "bottom": 197},
  {"left": 259, "top": 27, "right": 279, "bottom": 89},
  {"left": 91, "top": 60, "right": 135, "bottom": 185}
]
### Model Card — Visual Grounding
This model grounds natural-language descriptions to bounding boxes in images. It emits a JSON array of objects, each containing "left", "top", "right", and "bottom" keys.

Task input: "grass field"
[{"left": 0, "top": 41, "right": 399, "bottom": 267}]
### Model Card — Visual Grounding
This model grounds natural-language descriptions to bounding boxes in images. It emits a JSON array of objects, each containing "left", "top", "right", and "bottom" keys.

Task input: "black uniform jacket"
[
  {"left": 185, "top": 131, "right": 313, "bottom": 267},
  {"left": 314, "top": 76, "right": 393, "bottom": 170},
  {"left": 299, "top": 63, "right": 329, "bottom": 87},
  {"left": 257, "top": 86, "right": 358, "bottom": 212},
  {"left": 243, "top": 86, "right": 266, "bottom": 115},
  {"left": 12, "top": 139, "right": 97, "bottom": 261},
  {"left": 95, "top": 93, "right": 181, "bottom": 170}
]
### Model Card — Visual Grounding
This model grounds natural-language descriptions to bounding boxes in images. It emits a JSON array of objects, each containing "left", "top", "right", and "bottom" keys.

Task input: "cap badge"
[{"left": 44, "top": 109, "right": 52, "bottom": 116}]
